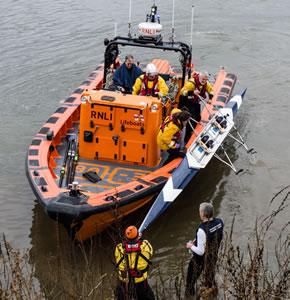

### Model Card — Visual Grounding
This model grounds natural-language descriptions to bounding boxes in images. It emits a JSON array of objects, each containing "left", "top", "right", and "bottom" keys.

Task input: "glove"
[
  {"left": 175, "top": 143, "right": 180, "bottom": 149},
  {"left": 187, "top": 90, "right": 194, "bottom": 96},
  {"left": 209, "top": 93, "right": 214, "bottom": 100}
]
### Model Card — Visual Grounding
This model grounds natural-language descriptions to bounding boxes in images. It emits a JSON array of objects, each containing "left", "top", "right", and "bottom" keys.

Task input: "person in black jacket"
[{"left": 185, "top": 202, "right": 224, "bottom": 296}]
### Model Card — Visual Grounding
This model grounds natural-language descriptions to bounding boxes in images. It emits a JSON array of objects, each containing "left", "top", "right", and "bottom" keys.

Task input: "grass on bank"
[{"left": 0, "top": 187, "right": 289, "bottom": 299}]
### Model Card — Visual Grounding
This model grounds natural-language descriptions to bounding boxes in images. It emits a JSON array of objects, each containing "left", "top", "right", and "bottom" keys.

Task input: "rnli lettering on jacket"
[{"left": 194, "top": 218, "right": 224, "bottom": 255}]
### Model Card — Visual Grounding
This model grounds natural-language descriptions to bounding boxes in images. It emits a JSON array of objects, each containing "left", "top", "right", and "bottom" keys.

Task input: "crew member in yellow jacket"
[
  {"left": 157, "top": 108, "right": 191, "bottom": 165},
  {"left": 132, "top": 63, "right": 168, "bottom": 98},
  {"left": 115, "top": 225, "right": 155, "bottom": 300},
  {"left": 179, "top": 71, "right": 214, "bottom": 142}
]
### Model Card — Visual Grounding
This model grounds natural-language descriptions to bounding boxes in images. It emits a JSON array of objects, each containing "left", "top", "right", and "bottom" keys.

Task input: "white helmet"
[{"left": 146, "top": 63, "right": 158, "bottom": 76}]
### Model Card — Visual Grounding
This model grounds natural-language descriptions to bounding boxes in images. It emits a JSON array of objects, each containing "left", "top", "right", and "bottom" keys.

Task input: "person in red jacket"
[{"left": 179, "top": 71, "right": 214, "bottom": 143}]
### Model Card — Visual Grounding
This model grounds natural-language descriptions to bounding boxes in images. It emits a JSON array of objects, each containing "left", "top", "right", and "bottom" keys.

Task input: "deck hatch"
[
  {"left": 92, "top": 137, "right": 119, "bottom": 160},
  {"left": 35, "top": 177, "right": 47, "bottom": 186},
  {"left": 216, "top": 95, "right": 226, "bottom": 103},
  {"left": 73, "top": 88, "right": 84, "bottom": 94},
  {"left": 220, "top": 87, "right": 230, "bottom": 94},
  {"left": 31, "top": 139, "right": 41, "bottom": 146},
  {"left": 55, "top": 107, "right": 67, "bottom": 114},
  {"left": 29, "top": 159, "right": 39, "bottom": 166},
  {"left": 39, "top": 127, "right": 50, "bottom": 134},
  {"left": 81, "top": 80, "right": 92, "bottom": 86},
  {"left": 223, "top": 80, "right": 233, "bottom": 87},
  {"left": 151, "top": 176, "right": 167, "bottom": 183},
  {"left": 47, "top": 117, "right": 58, "bottom": 124},
  {"left": 65, "top": 97, "right": 77, "bottom": 103},
  {"left": 226, "top": 73, "right": 235, "bottom": 79},
  {"left": 116, "top": 190, "right": 134, "bottom": 198},
  {"left": 89, "top": 73, "right": 98, "bottom": 78},
  {"left": 101, "top": 96, "right": 115, "bottom": 102},
  {"left": 121, "top": 141, "right": 147, "bottom": 164},
  {"left": 29, "top": 149, "right": 38, "bottom": 156}
]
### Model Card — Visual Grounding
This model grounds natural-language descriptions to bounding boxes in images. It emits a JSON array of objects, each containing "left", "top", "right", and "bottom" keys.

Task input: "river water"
[{"left": 0, "top": 0, "right": 289, "bottom": 297}]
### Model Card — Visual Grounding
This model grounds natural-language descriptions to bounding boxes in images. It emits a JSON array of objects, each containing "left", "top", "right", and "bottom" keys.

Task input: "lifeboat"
[{"left": 25, "top": 5, "right": 238, "bottom": 242}]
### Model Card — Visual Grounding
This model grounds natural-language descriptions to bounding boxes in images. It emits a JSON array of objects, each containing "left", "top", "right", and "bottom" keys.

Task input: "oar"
[
  {"left": 59, "top": 137, "right": 71, "bottom": 188},
  {"left": 70, "top": 139, "right": 79, "bottom": 183},
  {"left": 65, "top": 139, "right": 74, "bottom": 187}
]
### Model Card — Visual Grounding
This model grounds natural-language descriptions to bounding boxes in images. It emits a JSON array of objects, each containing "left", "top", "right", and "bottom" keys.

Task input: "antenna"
[
  {"left": 170, "top": 0, "right": 175, "bottom": 42},
  {"left": 190, "top": 1, "right": 195, "bottom": 49},
  {"left": 128, "top": 0, "right": 132, "bottom": 38}
]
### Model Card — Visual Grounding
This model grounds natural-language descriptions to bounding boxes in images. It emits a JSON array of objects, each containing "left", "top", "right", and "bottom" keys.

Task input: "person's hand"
[
  {"left": 121, "top": 87, "right": 125, "bottom": 92},
  {"left": 186, "top": 241, "right": 193, "bottom": 249},
  {"left": 194, "top": 89, "right": 200, "bottom": 96},
  {"left": 175, "top": 143, "right": 180, "bottom": 149},
  {"left": 157, "top": 92, "right": 163, "bottom": 99},
  {"left": 186, "top": 239, "right": 195, "bottom": 248},
  {"left": 207, "top": 98, "right": 212, "bottom": 104}
]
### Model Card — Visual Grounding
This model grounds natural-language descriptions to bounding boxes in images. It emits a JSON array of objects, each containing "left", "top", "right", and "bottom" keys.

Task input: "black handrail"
[{"left": 103, "top": 36, "right": 192, "bottom": 88}]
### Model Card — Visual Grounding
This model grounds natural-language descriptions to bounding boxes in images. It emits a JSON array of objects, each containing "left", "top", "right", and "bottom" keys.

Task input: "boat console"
[{"left": 79, "top": 90, "right": 162, "bottom": 167}]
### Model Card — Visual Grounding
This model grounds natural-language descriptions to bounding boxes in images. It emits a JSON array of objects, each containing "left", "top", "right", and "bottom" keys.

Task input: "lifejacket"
[
  {"left": 140, "top": 75, "right": 159, "bottom": 96},
  {"left": 188, "top": 74, "right": 207, "bottom": 104},
  {"left": 116, "top": 240, "right": 152, "bottom": 279},
  {"left": 194, "top": 218, "right": 223, "bottom": 263},
  {"left": 160, "top": 115, "right": 183, "bottom": 140}
]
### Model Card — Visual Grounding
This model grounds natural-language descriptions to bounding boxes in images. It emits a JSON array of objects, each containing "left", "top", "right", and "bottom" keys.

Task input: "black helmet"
[{"left": 178, "top": 111, "right": 191, "bottom": 122}]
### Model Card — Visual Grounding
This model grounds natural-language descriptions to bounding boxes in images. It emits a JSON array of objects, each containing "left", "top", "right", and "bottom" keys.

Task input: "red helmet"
[{"left": 125, "top": 226, "right": 138, "bottom": 240}]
